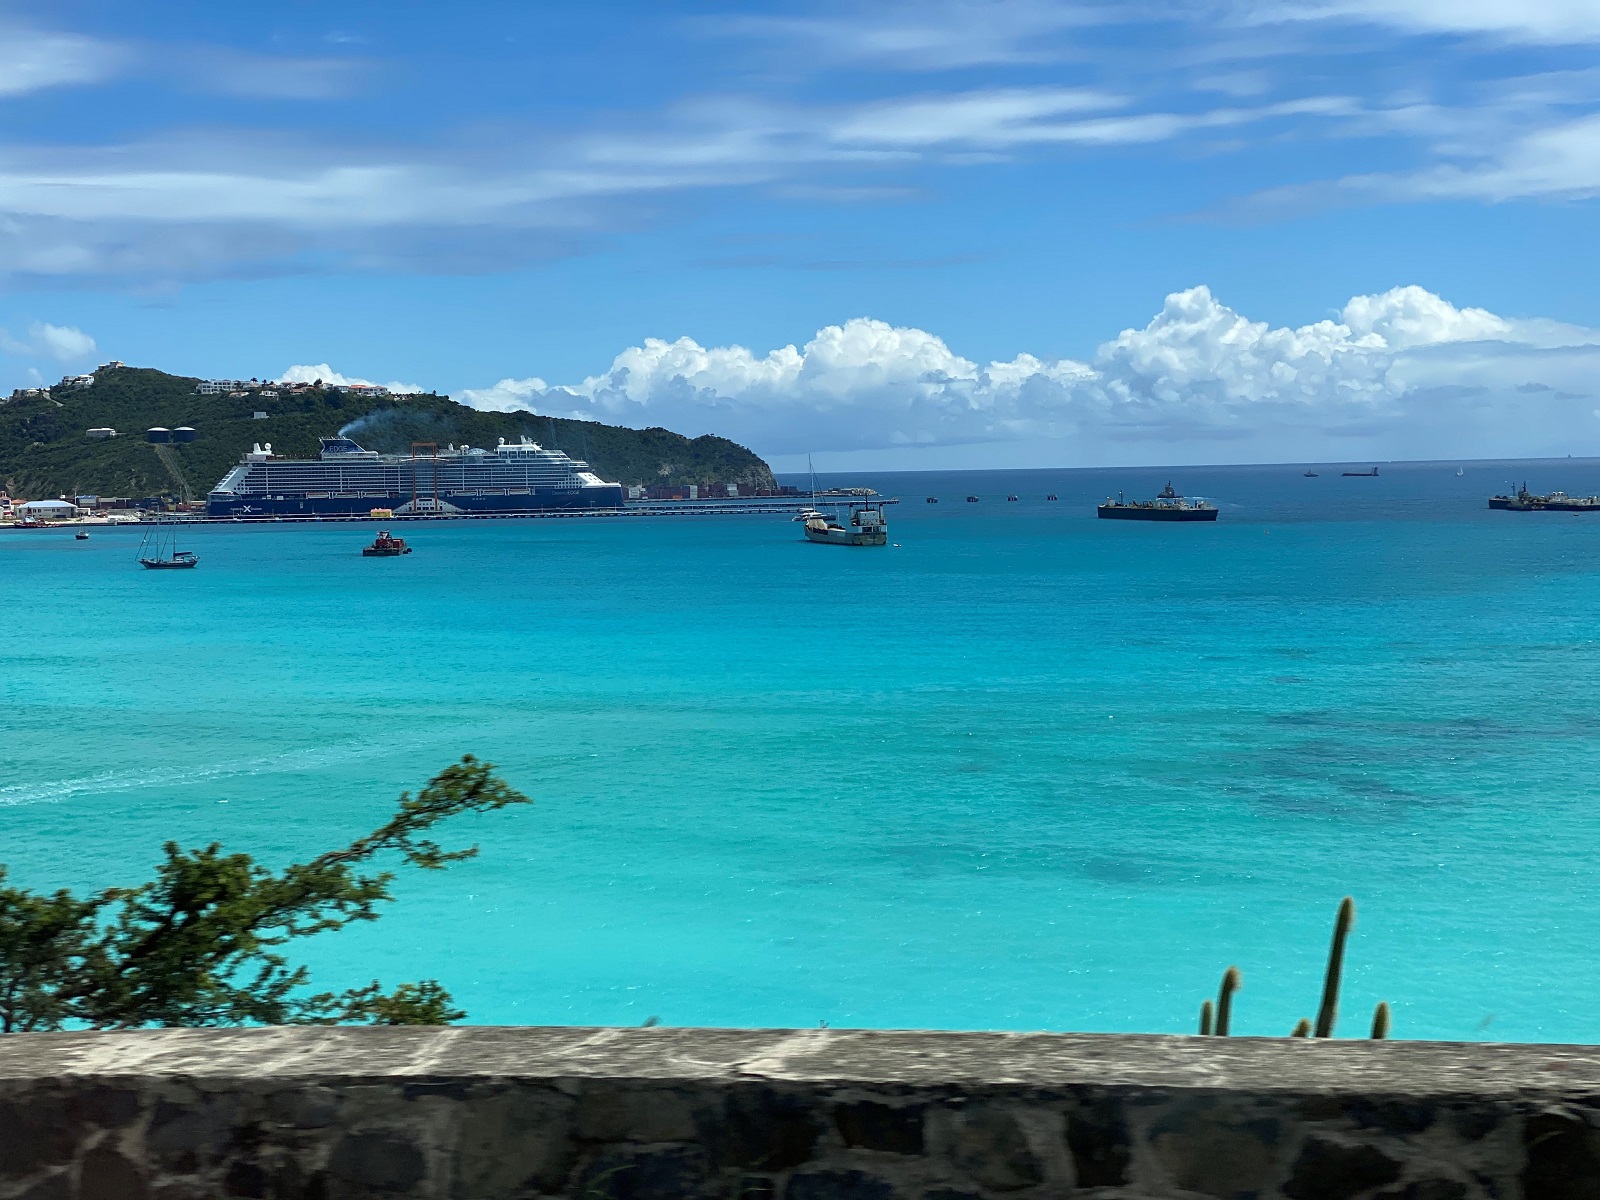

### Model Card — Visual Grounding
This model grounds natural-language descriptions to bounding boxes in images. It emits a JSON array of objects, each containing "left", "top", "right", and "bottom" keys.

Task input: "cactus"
[
  {"left": 1199, "top": 999, "right": 1214, "bottom": 1036},
  {"left": 1291, "top": 1018, "right": 1311, "bottom": 1038},
  {"left": 1370, "top": 1001, "right": 1391, "bottom": 1040},
  {"left": 1215, "top": 966, "right": 1241, "bottom": 1036},
  {"left": 1314, "top": 897, "right": 1355, "bottom": 1038}
]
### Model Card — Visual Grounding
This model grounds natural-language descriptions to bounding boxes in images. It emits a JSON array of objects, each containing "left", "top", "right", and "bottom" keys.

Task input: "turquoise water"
[{"left": 5, "top": 460, "right": 1600, "bottom": 1042}]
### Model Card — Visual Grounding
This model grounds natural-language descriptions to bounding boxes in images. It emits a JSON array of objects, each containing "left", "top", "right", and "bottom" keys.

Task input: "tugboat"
[
  {"left": 794, "top": 501, "right": 891, "bottom": 546},
  {"left": 1097, "top": 482, "right": 1218, "bottom": 522},
  {"left": 1303, "top": 470, "right": 1319, "bottom": 477},
  {"left": 362, "top": 529, "right": 413, "bottom": 556}
]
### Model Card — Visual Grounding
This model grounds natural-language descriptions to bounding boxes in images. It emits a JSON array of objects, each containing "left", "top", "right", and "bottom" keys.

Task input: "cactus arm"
[
  {"left": 1199, "top": 999, "right": 1214, "bottom": 1036},
  {"left": 1216, "top": 966, "right": 1241, "bottom": 1036},
  {"left": 1370, "top": 1001, "right": 1391, "bottom": 1040},
  {"left": 1314, "top": 896, "right": 1356, "bottom": 1038},
  {"left": 1291, "top": 1018, "right": 1311, "bottom": 1037}
]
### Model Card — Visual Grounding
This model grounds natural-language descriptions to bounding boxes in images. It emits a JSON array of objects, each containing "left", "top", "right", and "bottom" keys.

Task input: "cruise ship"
[{"left": 206, "top": 436, "right": 626, "bottom": 518}]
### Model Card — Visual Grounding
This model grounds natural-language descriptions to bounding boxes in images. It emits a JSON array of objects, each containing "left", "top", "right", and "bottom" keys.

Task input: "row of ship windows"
[
  {"left": 239, "top": 469, "right": 584, "bottom": 486},
  {"left": 235, "top": 487, "right": 590, "bottom": 497}
]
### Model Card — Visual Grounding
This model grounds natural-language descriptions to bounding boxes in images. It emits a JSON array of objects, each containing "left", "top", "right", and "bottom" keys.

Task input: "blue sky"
[{"left": 2, "top": 0, "right": 1599, "bottom": 468}]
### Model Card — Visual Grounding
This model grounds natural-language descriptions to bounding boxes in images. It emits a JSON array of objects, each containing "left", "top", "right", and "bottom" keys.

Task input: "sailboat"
[{"left": 137, "top": 513, "right": 198, "bottom": 569}]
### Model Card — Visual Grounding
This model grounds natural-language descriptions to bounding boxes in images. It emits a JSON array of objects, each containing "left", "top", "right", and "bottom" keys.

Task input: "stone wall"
[{"left": 1, "top": 1027, "right": 1598, "bottom": 1199}]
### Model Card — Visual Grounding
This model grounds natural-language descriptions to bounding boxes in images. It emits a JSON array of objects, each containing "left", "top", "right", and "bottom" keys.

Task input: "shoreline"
[{"left": 2, "top": 497, "right": 833, "bottom": 529}]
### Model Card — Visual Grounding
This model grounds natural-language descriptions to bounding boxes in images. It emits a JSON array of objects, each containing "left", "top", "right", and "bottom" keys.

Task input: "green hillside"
[{"left": 0, "top": 367, "right": 776, "bottom": 501}]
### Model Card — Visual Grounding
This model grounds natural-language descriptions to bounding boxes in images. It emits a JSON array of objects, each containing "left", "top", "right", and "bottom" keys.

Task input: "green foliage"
[
  {"left": 0, "top": 367, "right": 776, "bottom": 500},
  {"left": 1314, "top": 896, "right": 1355, "bottom": 1038},
  {"left": 0, "top": 756, "right": 528, "bottom": 1032},
  {"left": 1214, "top": 966, "right": 1241, "bottom": 1036},
  {"left": 1290, "top": 1017, "right": 1312, "bottom": 1038}
]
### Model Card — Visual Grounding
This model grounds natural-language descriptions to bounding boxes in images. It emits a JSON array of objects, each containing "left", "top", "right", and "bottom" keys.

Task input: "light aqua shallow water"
[{"left": 4, "top": 460, "right": 1600, "bottom": 1041}]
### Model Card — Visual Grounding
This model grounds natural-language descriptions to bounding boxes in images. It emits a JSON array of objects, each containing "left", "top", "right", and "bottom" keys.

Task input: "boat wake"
[{"left": 0, "top": 741, "right": 386, "bottom": 808}]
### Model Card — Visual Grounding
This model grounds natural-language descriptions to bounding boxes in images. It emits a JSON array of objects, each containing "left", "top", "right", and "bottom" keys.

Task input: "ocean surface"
[{"left": 5, "top": 458, "right": 1600, "bottom": 1042}]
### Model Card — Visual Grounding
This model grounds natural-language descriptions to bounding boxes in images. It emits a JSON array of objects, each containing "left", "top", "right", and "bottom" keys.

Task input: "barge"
[{"left": 1097, "top": 483, "right": 1218, "bottom": 522}]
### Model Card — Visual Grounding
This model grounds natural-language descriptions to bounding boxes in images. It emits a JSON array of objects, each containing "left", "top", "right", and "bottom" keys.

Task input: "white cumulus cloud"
[
  {"left": 278, "top": 363, "right": 423, "bottom": 394},
  {"left": 457, "top": 285, "right": 1600, "bottom": 467},
  {"left": 0, "top": 320, "right": 97, "bottom": 362}
]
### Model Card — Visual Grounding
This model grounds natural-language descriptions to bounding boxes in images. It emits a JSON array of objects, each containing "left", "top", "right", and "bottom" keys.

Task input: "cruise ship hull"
[
  {"left": 1097, "top": 506, "right": 1217, "bottom": 522},
  {"left": 206, "top": 488, "right": 624, "bottom": 519},
  {"left": 206, "top": 434, "right": 628, "bottom": 519}
]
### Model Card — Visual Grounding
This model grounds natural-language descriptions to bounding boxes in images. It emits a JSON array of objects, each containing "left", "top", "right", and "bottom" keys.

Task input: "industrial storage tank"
[
  {"left": 171, "top": 427, "right": 196, "bottom": 443},
  {"left": 145, "top": 427, "right": 171, "bottom": 443}
]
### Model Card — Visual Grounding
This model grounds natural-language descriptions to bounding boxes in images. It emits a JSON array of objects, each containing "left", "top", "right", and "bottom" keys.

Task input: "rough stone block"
[
  {"left": 451, "top": 1086, "right": 575, "bottom": 1197},
  {"left": 146, "top": 1093, "right": 247, "bottom": 1174},
  {"left": 699, "top": 1086, "right": 821, "bottom": 1172},
  {"left": 577, "top": 1144, "right": 714, "bottom": 1200},
  {"left": 834, "top": 1100, "right": 925, "bottom": 1156},
  {"left": 79, "top": 1146, "right": 149, "bottom": 1200},
  {"left": 1149, "top": 1101, "right": 1281, "bottom": 1199},
  {"left": 1373, "top": 1182, "right": 1470, "bottom": 1200},
  {"left": 1065, "top": 1093, "right": 1132, "bottom": 1187},
  {"left": 934, "top": 1103, "right": 1045, "bottom": 1192},
  {"left": 326, "top": 1131, "right": 427, "bottom": 1194},
  {"left": 266, "top": 1086, "right": 342, "bottom": 1130},
  {"left": 576, "top": 1084, "right": 694, "bottom": 1143},
  {"left": 785, "top": 1168, "right": 898, "bottom": 1200},
  {"left": 13, "top": 1170, "right": 71, "bottom": 1200},
  {"left": 0, "top": 1091, "right": 78, "bottom": 1178},
  {"left": 1520, "top": 1107, "right": 1600, "bottom": 1200},
  {"left": 1282, "top": 1132, "right": 1405, "bottom": 1200}
]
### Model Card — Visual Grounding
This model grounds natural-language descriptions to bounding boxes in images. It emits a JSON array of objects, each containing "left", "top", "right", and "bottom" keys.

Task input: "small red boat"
[{"left": 362, "top": 530, "right": 412, "bottom": 557}]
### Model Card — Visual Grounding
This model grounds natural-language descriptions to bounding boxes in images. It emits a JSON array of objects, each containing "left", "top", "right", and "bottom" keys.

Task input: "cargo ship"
[
  {"left": 1489, "top": 484, "right": 1600, "bottom": 512},
  {"left": 794, "top": 500, "right": 891, "bottom": 545},
  {"left": 206, "top": 435, "right": 625, "bottom": 518},
  {"left": 1097, "top": 483, "right": 1217, "bottom": 522}
]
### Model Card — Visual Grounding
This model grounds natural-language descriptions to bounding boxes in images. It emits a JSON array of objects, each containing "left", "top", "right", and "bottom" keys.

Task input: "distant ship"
[
  {"left": 795, "top": 501, "right": 890, "bottom": 545},
  {"left": 1341, "top": 467, "right": 1379, "bottom": 477},
  {"left": 1489, "top": 484, "right": 1600, "bottom": 512},
  {"left": 1303, "top": 470, "right": 1319, "bottom": 477},
  {"left": 362, "top": 530, "right": 412, "bottom": 556},
  {"left": 206, "top": 435, "right": 624, "bottom": 518},
  {"left": 137, "top": 517, "right": 198, "bottom": 569},
  {"left": 1097, "top": 482, "right": 1218, "bottom": 522}
]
